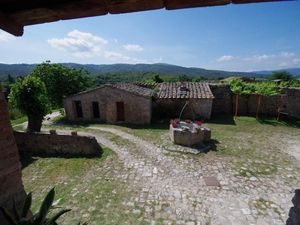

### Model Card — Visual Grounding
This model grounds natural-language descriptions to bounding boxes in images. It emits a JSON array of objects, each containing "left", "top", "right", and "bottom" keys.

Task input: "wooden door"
[
  {"left": 92, "top": 101, "right": 100, "bottom": 119},
  {"left": 116, "top": 102, "right": 125, "bottom": 121},
  {"left": 74, "top": 100, "right": 83, "bottom": 118}
]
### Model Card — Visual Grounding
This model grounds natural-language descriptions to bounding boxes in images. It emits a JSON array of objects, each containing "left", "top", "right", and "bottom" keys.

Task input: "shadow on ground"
[
  {"left": 258, "top": 116, "right": 300, "bottom": 128},
  {"left": 20, "top": 151, "right": 103, "bottom": 169},
  {"left": 206, "top": 114, "right": 236, "bottom": 125}
]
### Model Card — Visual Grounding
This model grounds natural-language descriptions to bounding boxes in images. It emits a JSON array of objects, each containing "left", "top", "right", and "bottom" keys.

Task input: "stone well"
[{"left": 169, "top": 121, "right": 211, "bottom": 147}]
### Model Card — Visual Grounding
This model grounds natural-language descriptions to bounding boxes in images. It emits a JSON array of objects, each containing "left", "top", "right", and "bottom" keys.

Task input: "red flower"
[
  {"left": 170, "top": 119, "right": 178, "bottom": 128},
  {"left": 194, "top": 120, "right": 202, "bottom": 126}
]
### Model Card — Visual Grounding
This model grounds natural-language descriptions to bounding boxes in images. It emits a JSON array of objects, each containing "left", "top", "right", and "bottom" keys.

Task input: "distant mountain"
[
  {"left": 254, "top": 68, "right": 300, "bottom": 76},
  {"left": 0, "top": 62, "right": 262, "bottom": 80}
]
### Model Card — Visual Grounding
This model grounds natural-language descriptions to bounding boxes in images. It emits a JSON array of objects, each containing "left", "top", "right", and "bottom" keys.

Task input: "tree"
[
  {"left": 152, "top": 74, "right": 163, "bottom": 83},
  {"left": 253, "top": 82, "right": 279, "bottom": 119},
  {"left": 9, "top": 76, "right": 50, "bottom": 132},
  {"left": 268, "top": 71, "right": 294, "bottom": 81},
  {"left": 7, "top": 74, "right": 15, "bottom": 84},
  {"left": 31, "top": 62, "right": 93, "bottom": 108},
  {"left": 229, "top": 80, "right": 245, "bottom": 119}
]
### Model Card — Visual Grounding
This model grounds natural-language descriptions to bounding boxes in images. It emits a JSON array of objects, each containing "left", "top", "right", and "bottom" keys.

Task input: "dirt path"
[{"left": 51, "top": 126, "right": 298, "bottom": 225}]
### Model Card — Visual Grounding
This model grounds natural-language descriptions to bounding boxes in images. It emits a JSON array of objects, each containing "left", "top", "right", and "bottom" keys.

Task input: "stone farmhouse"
[{"left": 64, "top": 82, "right": 215, "bottom": 124}]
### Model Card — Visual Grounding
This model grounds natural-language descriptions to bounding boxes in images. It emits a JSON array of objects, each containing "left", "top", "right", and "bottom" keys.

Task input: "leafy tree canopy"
[
  {"left": 31, "top": 61, "right": 93, "bottom": 108},
  {"left": 9, "top": 76, "right": 51, "bottom": 119},
  {"left": 9, "top": 75, "right": 51, "bottom": 132},
  {"left": 268, "top": 71, "right": 294, "bottom": 81}
]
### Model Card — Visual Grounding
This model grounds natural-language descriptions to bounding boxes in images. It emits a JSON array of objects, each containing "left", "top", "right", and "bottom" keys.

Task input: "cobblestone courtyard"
[{"left": 22, "top": 117, "right": 300, "bottom": 225}]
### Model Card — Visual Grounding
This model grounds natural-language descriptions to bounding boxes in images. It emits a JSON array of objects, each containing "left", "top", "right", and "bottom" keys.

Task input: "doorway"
[
  {"left": 74, "top": 100, "right": 83, "bottom": 118},
  {"left": 92, "top": 101, "right": 100, "bottom": 119},
  {"left": 116, "top": 102, "right": 125, "bottom": 122}
]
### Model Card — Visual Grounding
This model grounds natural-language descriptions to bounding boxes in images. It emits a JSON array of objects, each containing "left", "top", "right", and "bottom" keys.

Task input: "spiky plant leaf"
[
  {"left": 12, "top": 199, "right": 20, "bottom": 221},
  {"left": 33, "top": 188, "right": 55, "bottom": 225},
  {"left": 22, "top": 192, "right": 32, "bottom": 218},
  {"left": 45, "top": 209, "right": 71, "bottom": 225},
  {"left": 0, "top": 206, "right": 17, "bottom": 225}
]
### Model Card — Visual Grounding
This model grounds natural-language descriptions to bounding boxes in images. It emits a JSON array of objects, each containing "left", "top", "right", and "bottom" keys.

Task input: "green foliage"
[
  {"left": 279, "top": 80, "right": 300, "bottom": 88},
  {"left": 253, "top": 82, "right": 279, "bottom": 96},
  {"left": 31, "top": 62, "right": 93, "bottom": 108},
  {"left": 229, "top": 80, "right": 280, "bottom": 96},
  {"left": 268, "top": 71, "right": 294, "bottom": 81},
  {"left": 178, "top": 74, "right": 193, "bottom": 82},
  {"left": 229, "top": 80, "right": 248, "bottom": 95},
  {"left": 192, "top": 76, "right": 205, "bottom": 82},
  {"left": 9, "top": 76, "right": 51, "bottom": 119},
  {"left": 0, "top": 188, "right": 75, "bottom": 225}
]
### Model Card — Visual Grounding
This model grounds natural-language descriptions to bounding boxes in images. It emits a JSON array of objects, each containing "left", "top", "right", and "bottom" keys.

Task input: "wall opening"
[
  {"left": 74, "top": 100, "right": 83, "bottom": 118},
  {"left": 116, "top": 101, "right": 125, "bottom": 121},
  {"left": 92, "top": 101, "right": 100, "bottom": 119}
]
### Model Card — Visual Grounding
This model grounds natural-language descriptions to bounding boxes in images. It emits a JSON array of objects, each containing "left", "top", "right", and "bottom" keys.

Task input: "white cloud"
[
  {"left": 214, "top": 52, "right": 300, "bottom": 71},
  {"left": 48, "top": 30, "right": 107, "bottom": 57},
  {"left": 48, "top": 30, "right": 157, "bottom": 64},
  {"left": 0, "top": 31, "right": 16, "bottom": 42},
  {"left": 123, "top": 44, "right": 144, "bottom": 52},
  {"left": 216, "top": 55, "right": 235, "bottom": 62}
]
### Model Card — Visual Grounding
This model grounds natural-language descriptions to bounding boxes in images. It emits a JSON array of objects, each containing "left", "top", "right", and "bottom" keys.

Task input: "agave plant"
[{"left": 0, "top": 188, "right": 86, "bottom": 225}]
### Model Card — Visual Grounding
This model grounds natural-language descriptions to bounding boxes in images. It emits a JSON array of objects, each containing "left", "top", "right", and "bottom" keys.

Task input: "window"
[
  {"left": 74, "top": 100, "right": 83, "bottom": 118},
  {"left": 92, "top": 101, "right": 100, "bottom": 119}
]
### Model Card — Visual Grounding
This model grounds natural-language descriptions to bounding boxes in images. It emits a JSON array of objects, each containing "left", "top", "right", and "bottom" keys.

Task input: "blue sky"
[{"left": 1, "top": 1, "right": 300, "bottom": 72}]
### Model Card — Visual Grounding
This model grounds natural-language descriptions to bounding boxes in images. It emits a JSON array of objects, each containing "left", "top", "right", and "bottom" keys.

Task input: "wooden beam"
[
  {"left": 0, "top": 11, "right": 23, "bottom": 36},
  {"left": 164, "top": 0, "right": 230, "bottom": 10},
  {"left": 232, "top": 0, "right": 285, "bottom": 3},
  {"left": 108, "top": 0, "right": 164, "bottom": 14}
]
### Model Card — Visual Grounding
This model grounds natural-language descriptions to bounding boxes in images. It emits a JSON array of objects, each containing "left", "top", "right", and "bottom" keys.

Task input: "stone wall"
[
  {"left": 0, "top": 86, "right": 26, "bottom": 224},
  {"left": 232, "top": 94, "right": 280, "bottom": 116},
  {"left": 153, "top": 98, "right": 213, "bottom": 120},
  {"left": 209, "top": 84, "right": 232, "bottom": 115},
  {"left": 209, "top": 84, "right": 300, "bottom": 118},
  {"left": 14, "top": 131, "right": 102, "bottom": 157},
  {"left": 282, "top": 88, "right": 300, "bottom": 118},
  {"left": 64, "top": 86, "right": 152, "bottom": 124}
]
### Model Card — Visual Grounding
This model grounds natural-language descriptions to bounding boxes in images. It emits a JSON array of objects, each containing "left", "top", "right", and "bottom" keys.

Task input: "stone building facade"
[
  {"left": 64, "top": 83, "right": 153, "bottom": 124},
  {"left": 0, "top": 86, "right": 26, "bottom": 224},
  {"left": 154, "top": 82, "right": 214, "bottom": 119}
]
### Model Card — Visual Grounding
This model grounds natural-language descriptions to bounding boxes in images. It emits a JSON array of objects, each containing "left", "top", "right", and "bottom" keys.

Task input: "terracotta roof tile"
[
  {"left": 109, "top": 83, "right": 153, "bottom": 97},
  {"left": 157, "top": 82, "right": 214, "bottom": 99}
]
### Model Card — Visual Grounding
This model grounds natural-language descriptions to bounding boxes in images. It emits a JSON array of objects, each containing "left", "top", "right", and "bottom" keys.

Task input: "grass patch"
[
  {"left": 238, "top": 163, "right": 277, "bottom": 177},
  {"left": 249, "top": 198, "right": 283, "bottom": 221},
  {"left": 22, "top": 146, "right": 150, "bottom": 224},
  {"left": 11, "top": 115, "right": 27, "bottom": 126}
]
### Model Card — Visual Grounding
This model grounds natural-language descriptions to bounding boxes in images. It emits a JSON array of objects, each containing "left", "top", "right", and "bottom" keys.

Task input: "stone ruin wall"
[
  {"left": 209, "top": 84, "right": 300, "bottom": 119},
  {"left": 0, "top": 86, "right": 26, "bottom": 224},
  {"left": 14, "top": 131, "right": 102, "bottom": 157}
]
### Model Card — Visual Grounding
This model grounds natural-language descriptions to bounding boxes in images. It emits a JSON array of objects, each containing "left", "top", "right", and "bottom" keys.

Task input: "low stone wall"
[{"left": 14, "top": 131, "right": 102, "bottom": 157}]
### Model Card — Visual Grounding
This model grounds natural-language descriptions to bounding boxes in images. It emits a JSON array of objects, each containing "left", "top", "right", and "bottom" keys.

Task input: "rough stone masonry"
[{"left": 0, "top": 86, "right": 26, "bottom": 224}]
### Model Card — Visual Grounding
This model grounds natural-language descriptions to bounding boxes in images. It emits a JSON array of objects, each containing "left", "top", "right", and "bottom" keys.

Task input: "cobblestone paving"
[{"left": 57, "top": 127, "right": 299, "bottom": 225}]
